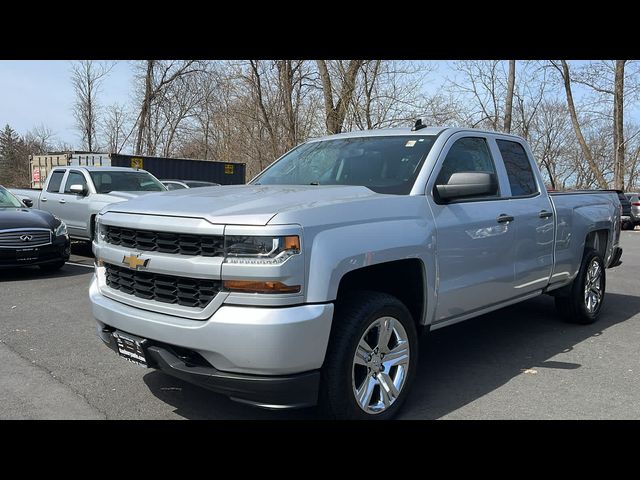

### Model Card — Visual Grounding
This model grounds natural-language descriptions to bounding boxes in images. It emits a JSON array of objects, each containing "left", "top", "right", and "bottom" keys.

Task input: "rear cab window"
[{"left": 496, "top": 139, "right": 539, "bottom": 197}]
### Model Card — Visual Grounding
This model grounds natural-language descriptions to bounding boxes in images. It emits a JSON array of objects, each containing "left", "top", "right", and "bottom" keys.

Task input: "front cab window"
[{"left": 434, "top": 137, "right": 499, "bottom": 203}]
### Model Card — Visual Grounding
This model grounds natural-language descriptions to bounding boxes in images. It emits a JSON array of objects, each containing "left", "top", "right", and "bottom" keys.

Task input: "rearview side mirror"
[
  {"left": 436, "top": 172, "right": 497, "bottom": 201},
  {"left": 22, "top": 198, "right": 33, "bottom": 208},
  {"left": 70, "top": 184, "right": 87, "bottom": 196}
]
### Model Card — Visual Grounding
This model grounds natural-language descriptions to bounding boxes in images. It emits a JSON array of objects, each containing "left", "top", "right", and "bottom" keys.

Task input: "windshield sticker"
[{"left": 405, "top": 140, "right": 417, "bottom": 147}]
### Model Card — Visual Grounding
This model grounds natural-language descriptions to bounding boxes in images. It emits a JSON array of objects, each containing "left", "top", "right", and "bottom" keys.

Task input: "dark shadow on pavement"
[
  {"left": 70, "top": 241, "right": 94, "bottom": 258},
  {"left": 401, "top": 292, "right": 640, "bottom": 419},
  {"left": 142, "top": 292, "right": 640, "bottom": 420},
  {"left": 0, "top": 263, "right": 91, "bottom": 282}
]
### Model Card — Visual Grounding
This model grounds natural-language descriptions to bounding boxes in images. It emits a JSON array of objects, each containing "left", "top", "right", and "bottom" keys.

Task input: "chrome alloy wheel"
[
  {"left": 352, "top": 316, "right": 410, "bottom": 414},
  {"left": 584, "top": 258, "right": 603, "bottom": 313}
]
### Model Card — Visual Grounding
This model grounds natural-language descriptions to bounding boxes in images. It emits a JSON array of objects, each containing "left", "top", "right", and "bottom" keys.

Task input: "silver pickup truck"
[
  {"left": 90, "top": 126, "right": 623, "bottom": 419},
  {"left": 12, "top": 167, "right": 166, "bottom": 241}
]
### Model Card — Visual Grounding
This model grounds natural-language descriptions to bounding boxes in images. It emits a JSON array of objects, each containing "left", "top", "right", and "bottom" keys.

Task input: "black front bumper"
[
  {"left": 0, "top": 236, "right": 70, "bottom": 268},
  {"left": 98, "top": 326, "right": 320, "bottom": 409}
]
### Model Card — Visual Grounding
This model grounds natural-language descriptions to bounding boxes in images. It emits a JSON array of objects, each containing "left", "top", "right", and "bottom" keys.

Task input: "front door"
[
  {"left": 61, "top": 170, "right": 91, "bottom": 239},
  {"left": 428, "top": 134, "right": 517, "bottom": 323}
]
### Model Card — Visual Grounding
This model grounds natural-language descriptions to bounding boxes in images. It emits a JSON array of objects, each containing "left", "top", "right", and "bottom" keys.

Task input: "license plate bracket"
[
  {"left": 113, "top": 331, "right": 148, "bottom": 367},
  {"left": 16, "top": 247, "right": 39, "bottom": 262}
]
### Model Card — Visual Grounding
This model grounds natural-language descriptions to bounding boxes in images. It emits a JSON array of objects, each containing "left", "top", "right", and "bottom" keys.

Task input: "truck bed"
[
  {"left": 549, "top": 190, "right": 621, "bottom": 278},
  {"left": 10, "top": 188, "right": 41, "bottom": 201}
]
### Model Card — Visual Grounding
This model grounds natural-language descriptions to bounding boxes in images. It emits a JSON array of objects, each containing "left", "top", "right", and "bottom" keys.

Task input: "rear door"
[
  {"left": 428, "top": 133, "right": 517, "bottom": 323},
  {"left": 61, "top": 170, "right": 92, "bottom": 239},
  {"left": 494, "top": 138, "right": 554, "bottom": 294}
]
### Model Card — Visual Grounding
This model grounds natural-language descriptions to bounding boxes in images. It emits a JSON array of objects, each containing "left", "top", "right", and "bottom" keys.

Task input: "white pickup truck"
[
  {"left": 12, "top": 166, "right": 166, "bottom": 241},
  {"left": 90, "top": 126, "right": 623, "bottom": 419}
]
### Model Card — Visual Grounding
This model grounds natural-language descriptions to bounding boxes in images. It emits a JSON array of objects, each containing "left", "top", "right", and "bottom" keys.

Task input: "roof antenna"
[{"left": 411, "top": 119, "right": 427, "bottom": 131}]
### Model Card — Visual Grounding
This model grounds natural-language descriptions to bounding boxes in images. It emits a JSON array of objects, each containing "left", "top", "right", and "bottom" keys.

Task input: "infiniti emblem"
[{"left": 19, "top": 235, "right": 33, "bottom": 242}]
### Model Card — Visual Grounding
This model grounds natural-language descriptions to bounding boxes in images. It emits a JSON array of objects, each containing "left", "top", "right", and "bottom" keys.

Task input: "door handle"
[
  {"left": 41, "top": 197, "right": 47, "bottom": 202},
  {"left": 59, "top": 199, "right": 66, "bottom": 204},
  {"left": 496, "top": 214, "right": 514, "bottom": 223},
  {"left": 539, "top": 210, "right": 553, "bottom": 219}
]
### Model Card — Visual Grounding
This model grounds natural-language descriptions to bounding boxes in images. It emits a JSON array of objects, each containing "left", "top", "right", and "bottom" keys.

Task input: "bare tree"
[
  {"left": 503, "top": 60, "right": 516, "bottom": 133},
  {"left": 57, "top": 59, "right": 640, "bottom": 191},
  {"left": 613, "top": 60, "right": 626, "bottom": 189},
  {"left": 102, "top": 103, "right": 132, "bottom": 153},
  {"left": 134, "top": 60, "right": 199, "bottom": 155},
  {"left": 247, "top": 60, "right": 278, "bottom": 158},
  {"left": 160, "top": 74, "right": 203, "bottom": 157},
  {"left": 347, "top": 60, "right": 434, "bottom": 130},
  {"left": 571, "top": 60, "right": 630, "bottom": 189},
  {"left": 316, "top": 60, "right": 363, "bottom": 134},
  {"left": 71, "top": 60, "right": 114, "bottom": 151},
  {"left": 526, "top": 99, "right": 574, "bottom": 189},
  {"left": 448, "top": 60, "right": 504, "bottom": 130},
  {"left": 277, "top": 60, "right": 297, "bottom": 149},
  {"left": 550, "top": 60, "right": 608, "bottom": 188},
  {"left": 26, "top": 124, "right": 56, "bottom": 153}
]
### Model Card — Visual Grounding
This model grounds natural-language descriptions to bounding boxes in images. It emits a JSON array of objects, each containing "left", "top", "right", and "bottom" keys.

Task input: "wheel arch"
[{"left": 334, "top": 259, "right": 427, "bottom": 328}]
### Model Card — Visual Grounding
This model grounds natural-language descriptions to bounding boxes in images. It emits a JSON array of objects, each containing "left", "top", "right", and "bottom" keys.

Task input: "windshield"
[
  {"left": 89, "top": 171, "right": 166, "bottom": 194},
  {"left": 252, "top": 135, "right": 436, "bottom": 195},
  {"left": 0, "top": 187, "right": 24, "bottom": 208}
]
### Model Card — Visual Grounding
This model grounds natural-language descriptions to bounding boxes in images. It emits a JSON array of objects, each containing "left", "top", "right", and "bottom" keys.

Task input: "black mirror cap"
[
  {"left": 22, "top": 198, "right": 33, "bottom": 208},
  {"left": 436, "top": 172, "right": 498, "bottom": 201}
]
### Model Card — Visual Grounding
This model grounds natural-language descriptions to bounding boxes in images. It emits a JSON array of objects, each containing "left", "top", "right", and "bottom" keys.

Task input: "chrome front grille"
[
  {"left": 0, "top": 229, "right": 52, "bottom": 248},
  {"left": 104, "top": 263, "right": 221, "bottom": 308},
  {"left": 104, "top": 225, "right": 224, "bottom": 257}
]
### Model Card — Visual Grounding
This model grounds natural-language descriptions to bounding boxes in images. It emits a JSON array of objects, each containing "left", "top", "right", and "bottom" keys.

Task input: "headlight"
[
  {"left": 55, "top": 221, "right": 68, "bottom": 237},
  {"left": 224, "top": 235, "right": 300, "bottom": 265},
  {"left": 95, "top": 216, "right": 106, "bottom": 243}
]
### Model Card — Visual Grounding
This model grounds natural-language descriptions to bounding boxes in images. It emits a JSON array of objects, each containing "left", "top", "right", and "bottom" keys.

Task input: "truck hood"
[
  {"left": 0, "top": 207, "right": 56, "bottom": 230},
  {"left": 103, "top": 185, "right": 382, "bottom": 225}
]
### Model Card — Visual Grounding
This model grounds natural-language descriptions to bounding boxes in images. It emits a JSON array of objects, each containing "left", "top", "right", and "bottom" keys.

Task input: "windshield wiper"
[{"left": 309, "top": 181, "right": 320, "bottom": 186}]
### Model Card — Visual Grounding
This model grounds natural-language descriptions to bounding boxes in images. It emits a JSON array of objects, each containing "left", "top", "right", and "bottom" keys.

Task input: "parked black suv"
[{"left": 0, "top": 185, "right": 70, "bottom": 271}]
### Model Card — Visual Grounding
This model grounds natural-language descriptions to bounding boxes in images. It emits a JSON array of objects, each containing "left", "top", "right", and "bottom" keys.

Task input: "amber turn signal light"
[
  {"left": 224, "top": 280, "right": 301, "bottom": 294},
  {"left": 283, "top": 236, "right": 300, "bottom": 250}
]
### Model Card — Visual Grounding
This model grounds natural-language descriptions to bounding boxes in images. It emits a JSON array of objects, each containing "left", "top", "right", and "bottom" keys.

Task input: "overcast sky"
[{"left": 0, "top": 60, "right": 633, "bottom": 150}]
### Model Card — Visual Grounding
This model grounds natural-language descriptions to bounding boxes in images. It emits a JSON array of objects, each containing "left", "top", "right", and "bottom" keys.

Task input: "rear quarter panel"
[{"left": 549, "top": 192, "right": 619, "bottom": 285}]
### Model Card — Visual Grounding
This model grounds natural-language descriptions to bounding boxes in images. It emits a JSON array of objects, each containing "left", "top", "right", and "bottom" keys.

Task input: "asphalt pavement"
[{"left": 1, "top": 232, "right": 639, "bottom": 419}]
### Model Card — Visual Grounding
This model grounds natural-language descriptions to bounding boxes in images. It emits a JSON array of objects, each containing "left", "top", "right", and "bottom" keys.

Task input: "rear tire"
[
  {"left": 555, "top": 248, "right": 605, "bottom": 324},
  {"left": 319, "top": 290, "right": 418, "bottom": 420},
  {"left": 39, "top": 261, "right": 65, "bottom": 273}
]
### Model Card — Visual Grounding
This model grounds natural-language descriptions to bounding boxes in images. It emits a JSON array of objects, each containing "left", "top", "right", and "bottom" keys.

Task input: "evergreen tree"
[
  {"left": 0, "top": 124, "right": 29, "bottom": 187},
  {"left": 0, "top": 124, "right": 19, "bottom": 184}
]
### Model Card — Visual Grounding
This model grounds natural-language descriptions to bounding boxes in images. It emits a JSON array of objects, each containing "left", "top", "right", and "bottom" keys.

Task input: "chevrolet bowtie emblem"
[{"left": 122, "top": 254, "right": 149, "bottom": 270}]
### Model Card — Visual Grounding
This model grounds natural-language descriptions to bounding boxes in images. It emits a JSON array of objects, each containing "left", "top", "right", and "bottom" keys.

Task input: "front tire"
[
  {"left": 319, "top": 291, "right": 418, "bottom": 420},
  {"left": 555, "top": 248, "right": 605, "bottom": 324}
]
